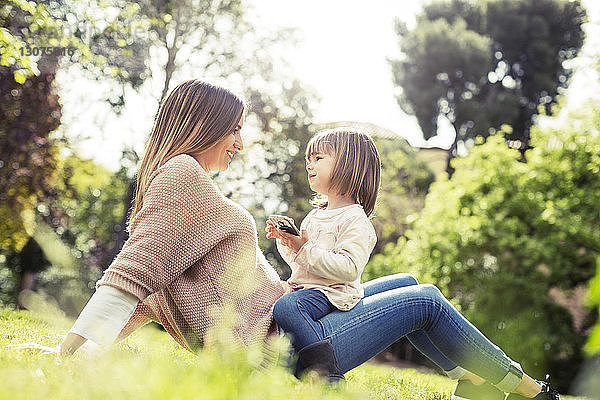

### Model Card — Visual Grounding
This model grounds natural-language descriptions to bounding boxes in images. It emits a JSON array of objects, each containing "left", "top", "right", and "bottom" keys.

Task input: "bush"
[
  {"left": 586, "top": 257, "right": 600, "bottom": 355},
  {"left": 370, "top": 103, "right": 600, "bottom": 390}
]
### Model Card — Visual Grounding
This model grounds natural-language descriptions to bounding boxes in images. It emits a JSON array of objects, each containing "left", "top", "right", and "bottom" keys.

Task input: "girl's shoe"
[
  {"left": 294, "top": 339, "right": 345, "bottom": 382},
  {"left": 451, "top": 380, "right": 506, "bottom": 400},
  {"left": 505, "top": 375, "right": 560, "bottom": 400}
]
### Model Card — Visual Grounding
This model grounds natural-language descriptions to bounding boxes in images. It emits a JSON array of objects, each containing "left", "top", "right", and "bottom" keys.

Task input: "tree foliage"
[
  {"left": 0, "top": 66, "right": 63, "bottom": 252},
  {"left": 1, "top": 0, "right": 154, "bottom": 306},
  {"left": 587, "top": 257, "right": 600, "bottom": 356},
  {"left": 369, "top": 103, "right": 600, "bottom": 389},
  {"left": 390, "top": 0, "right": 586, "bottom": 164},
  {"left": 370, "top": 137, "right": 436, "bottom": 260},
  {"left": 0, "top": 154, "right": 131, "bottom": 313},
  {"left": 0, "top": 0, "right": 64, "bottom": 81}
]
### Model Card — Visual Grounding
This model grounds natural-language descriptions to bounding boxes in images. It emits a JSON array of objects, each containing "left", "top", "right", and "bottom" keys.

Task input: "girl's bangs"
[{"left": 306, "top": 133, "right": 335, "bottom": 158}]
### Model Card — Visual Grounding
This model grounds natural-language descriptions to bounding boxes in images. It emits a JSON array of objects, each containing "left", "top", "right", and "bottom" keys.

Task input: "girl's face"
[
  {"left": 193, "top": 115, "right": 244, "bottom": 172},
  {"left": 306, "top": 151, "right": 335, "bottom": 195}
]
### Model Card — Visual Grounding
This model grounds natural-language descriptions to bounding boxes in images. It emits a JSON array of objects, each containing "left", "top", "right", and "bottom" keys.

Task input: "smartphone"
[{"left": 268, "top": 215, "right": 300, "bottom": 236}]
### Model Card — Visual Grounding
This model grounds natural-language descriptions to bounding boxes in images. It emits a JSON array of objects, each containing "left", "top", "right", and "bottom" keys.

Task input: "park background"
[{"left": 1, "top": 0, "right": 599, "bottom": 398}]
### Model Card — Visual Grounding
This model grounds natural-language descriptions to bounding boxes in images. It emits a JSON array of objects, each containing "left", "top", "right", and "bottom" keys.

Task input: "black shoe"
[
  {"left": 505, "top": 375, "right": 560, "bottom": 400},
  {"left": 294, "top": 339, "right": 345, "bottom": 383},
  {"left": 451, "top": 380, "right": 506, "bottom": 400}
]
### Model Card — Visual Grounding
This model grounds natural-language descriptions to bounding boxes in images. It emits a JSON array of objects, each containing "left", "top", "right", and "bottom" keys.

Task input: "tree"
[
  {"left": 0, "top": 66, "right": 62, "bottom": 252},
  {"left": 0, "top": 153, "right": 132, "bottom": 312},
  {"left": 370, "top": 102, "right": 600, "bottom": 389},
  {"left": 34, "top": 154, "right": 131, "bottom": 314},
  {"left": 370, "top": 136, "right": 435, "bottom": 259},
  {"left": 0, "top": 0, "right": 154, "bottom": 307},
  {"left": 585, "top": 256, "right": 600, "bottom": 353},
  {"left": 576, "top": 257, "right": 600, "bottom": 397},
  {"left": 0, "top": 0, "right": 70, "bottom": 253},
  {"left": 390, "top": 0, "right": 586, "bottom": 169}
]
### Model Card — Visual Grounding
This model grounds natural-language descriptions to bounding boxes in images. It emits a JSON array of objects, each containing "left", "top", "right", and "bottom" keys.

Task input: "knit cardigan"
[{"left": 97, "top": 154, "right": 286, "bottom": 350}]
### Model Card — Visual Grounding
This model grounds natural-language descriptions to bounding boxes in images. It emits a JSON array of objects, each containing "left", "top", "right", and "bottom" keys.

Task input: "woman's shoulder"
[
  {"left": 162, "top": 154, "right": 205, "bottom": 175},
  {"left": 151, "top": 154, "right": 209, "bottom": 186},
  {"left": 144, "top": 154, "right": 220, "bottom": 203}
]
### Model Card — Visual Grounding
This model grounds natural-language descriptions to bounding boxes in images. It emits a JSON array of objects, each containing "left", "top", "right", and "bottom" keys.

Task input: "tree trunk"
[
  {"left": 17, "top": 271, "right": 35, "bottom": 309},
  {"left": 105, "top": 179, "right": 135, "bottom": 270},
  {"left": 445, "top": 140, "right": 457, "bottom": 176}
]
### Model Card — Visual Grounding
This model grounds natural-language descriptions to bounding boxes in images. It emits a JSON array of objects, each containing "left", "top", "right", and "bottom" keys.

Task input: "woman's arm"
[
  {"left": 60, "top": 332, "right": 88, "bottom": 355},
  {"left": 60, "top": 285, "right": 139, "bottom": 355}
]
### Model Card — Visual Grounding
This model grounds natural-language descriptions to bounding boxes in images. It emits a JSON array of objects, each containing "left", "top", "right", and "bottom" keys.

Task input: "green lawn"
[{"left": 0, "top": 308, "right": 584, "bottom": 400}]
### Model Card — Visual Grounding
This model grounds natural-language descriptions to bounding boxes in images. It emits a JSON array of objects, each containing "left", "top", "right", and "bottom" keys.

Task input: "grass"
[{"left": 0, "top": 308, "right": 586, "bottom": 400}]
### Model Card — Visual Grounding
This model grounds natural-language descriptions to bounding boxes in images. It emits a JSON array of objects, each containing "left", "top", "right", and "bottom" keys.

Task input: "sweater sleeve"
[
  {"left": 293, "top": 217, "right": 377, "bottom": 282},
  {"left": 68, "top": 285, "right": 139, "bottom": 347},
  {"left": 98, "top": 156, "right": 230, "bottom": 300},
  {"left": 276, "top": 238, "right": 295, "bottom": 266}
]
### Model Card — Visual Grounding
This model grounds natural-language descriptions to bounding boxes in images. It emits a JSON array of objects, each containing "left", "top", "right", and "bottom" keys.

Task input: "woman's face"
[{"left": 194, "top": 114, "right": 244, "bottom": 172}]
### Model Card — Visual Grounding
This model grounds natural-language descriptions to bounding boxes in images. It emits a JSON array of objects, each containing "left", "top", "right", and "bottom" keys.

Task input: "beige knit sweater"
[{"left": 97, "top": 154, "right": 285, "bottom": 350}]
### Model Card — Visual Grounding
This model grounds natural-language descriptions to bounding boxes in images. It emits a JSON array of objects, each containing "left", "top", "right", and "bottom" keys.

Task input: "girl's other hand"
[{"left": 278, "top": 229, "right": 308, "bottom": 253}]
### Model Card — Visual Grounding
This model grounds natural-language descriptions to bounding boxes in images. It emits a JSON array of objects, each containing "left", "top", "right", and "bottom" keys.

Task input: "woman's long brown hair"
[{"left": 129, "top": 79, "right": 244, "bottom": 228}]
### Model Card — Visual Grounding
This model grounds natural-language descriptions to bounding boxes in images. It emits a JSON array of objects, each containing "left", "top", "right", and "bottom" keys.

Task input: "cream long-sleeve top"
[
  {"left": 277, "top": 204, "right": 377, "bottom": 311},
  {"left": 69, "top": 154, "right": 286, "bottom": 351}
]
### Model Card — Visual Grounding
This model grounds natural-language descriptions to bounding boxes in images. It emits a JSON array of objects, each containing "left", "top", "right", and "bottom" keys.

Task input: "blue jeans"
[
  {"left": 273, "top": 288, "right": 337, "bottom": 350},
  {"left": 273, "top": 275, "right": 460, "bottom": 373},
  {"left": 272, "top": 273, "right": 523, "bottom": 392}
]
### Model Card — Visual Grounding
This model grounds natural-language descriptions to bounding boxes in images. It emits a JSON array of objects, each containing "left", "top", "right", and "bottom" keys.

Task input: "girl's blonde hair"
[
  {"left": 306, "top": 128, "right": 381, "bottom": 217},
  {"left": 129, "top": 79, "right": 244, "bottom": 228}
]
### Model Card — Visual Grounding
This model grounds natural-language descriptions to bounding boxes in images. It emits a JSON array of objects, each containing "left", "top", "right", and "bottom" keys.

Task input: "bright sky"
[{"left": 56, "top": 0, "right": 600, "bottom": 172}]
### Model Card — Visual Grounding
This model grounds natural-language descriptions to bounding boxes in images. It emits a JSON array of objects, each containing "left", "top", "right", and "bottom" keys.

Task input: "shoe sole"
[{"left": 452, "top": 393, "right": 508, "bottom": 400}]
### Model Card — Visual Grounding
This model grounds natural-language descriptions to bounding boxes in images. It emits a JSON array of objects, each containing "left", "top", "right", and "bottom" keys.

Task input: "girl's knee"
[
  {"left": 273, "top": 295, "right": 296, "bottom": 324},
  {"left": 273, "top": 292, "right": 298, "bottom": 325},
  {"left": 418, "top": 283, "right": 443, "bottom": 299},
  {"left": 396, "top": 273, "right": 418, "bottom": 286}
]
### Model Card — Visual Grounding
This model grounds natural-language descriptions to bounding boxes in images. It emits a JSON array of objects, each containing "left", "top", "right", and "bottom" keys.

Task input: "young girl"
[
  {"left": 266, "top": 128, "right": 380, "bottom": 381},
  {"left": 266, "top": 128, "right": 560, "bottom": 400}
]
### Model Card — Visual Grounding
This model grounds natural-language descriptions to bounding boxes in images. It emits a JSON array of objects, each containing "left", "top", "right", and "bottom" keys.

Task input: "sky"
[{"left": 56, "top": 0, "right": 600, "bottom": 172}]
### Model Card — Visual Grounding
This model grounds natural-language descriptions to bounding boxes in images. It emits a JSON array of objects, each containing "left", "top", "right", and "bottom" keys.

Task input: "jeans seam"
[{"left": 297, "top": 294, "right": 326, "bottom": 342}]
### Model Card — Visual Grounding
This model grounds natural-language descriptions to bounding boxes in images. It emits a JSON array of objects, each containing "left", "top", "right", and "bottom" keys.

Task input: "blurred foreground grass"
[{"left": 0, "top": 308, "right": 585, "bottom": 400}]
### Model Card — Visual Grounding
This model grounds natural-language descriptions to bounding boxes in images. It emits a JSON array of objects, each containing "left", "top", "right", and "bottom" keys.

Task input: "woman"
[
  {"left": 60, "top": 79, "right": 557, "bottom": 400},
  {"left": 60, "top": 79, "right": 285, "bottom": 354}
]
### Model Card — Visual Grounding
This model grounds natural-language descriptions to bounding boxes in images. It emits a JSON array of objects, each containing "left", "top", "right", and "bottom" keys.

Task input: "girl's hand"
[
  {"left": 278, "top": 229, "right": 309, "bottom": 254},
  {"left": 266, "top": 221, "right": 308, "bottom": 253},
  {"left": 265, "top": 220, "right": 282, "bottom": 240}
]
